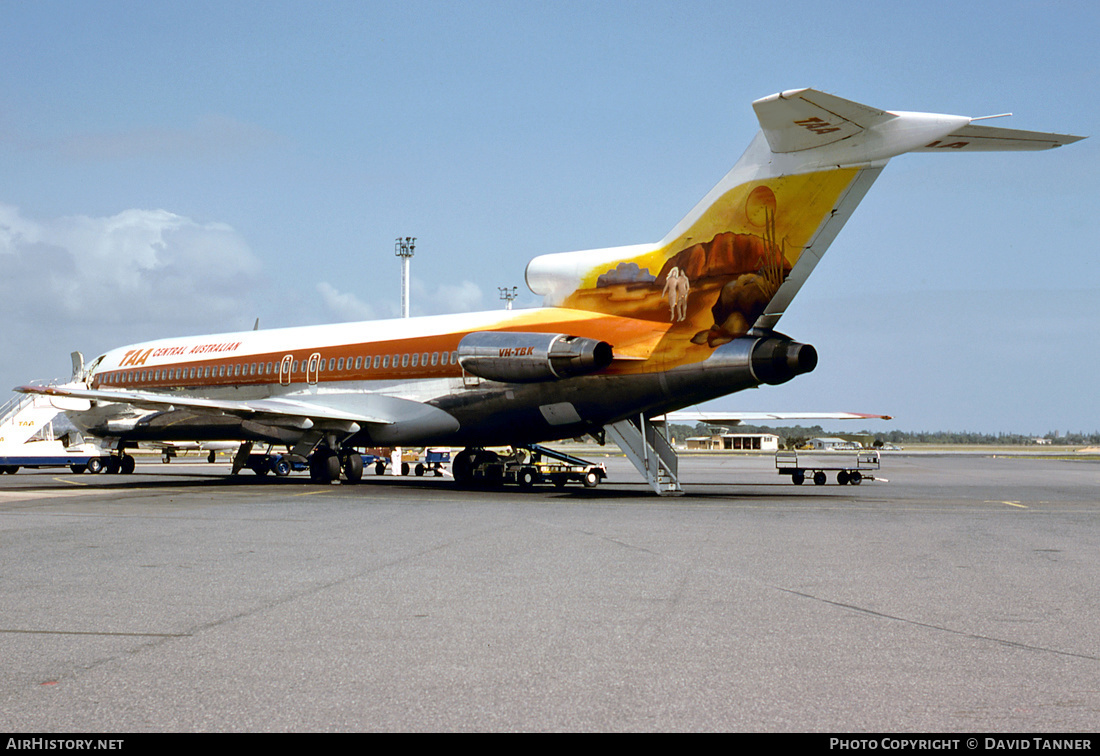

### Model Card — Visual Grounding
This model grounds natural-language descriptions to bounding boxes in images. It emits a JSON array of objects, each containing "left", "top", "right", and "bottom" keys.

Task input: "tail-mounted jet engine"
[
  {"left": 457, "top": 331, "right": 613, "bottom": 383},
  {"left": 750, "top": 337, "right": 818, "bottom": 385}
]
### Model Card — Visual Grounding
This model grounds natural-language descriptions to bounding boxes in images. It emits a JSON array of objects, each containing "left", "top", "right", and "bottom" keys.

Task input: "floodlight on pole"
[
  {"left": 395, "top": 237, "right": 416, "bottom": 319},
  {"left": 498, "top": 286, "right": 518, "bottom": 310}
]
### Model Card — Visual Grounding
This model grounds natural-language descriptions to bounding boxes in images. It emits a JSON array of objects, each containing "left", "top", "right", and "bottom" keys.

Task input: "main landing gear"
[
  {"left": 308, "top": 446, "right": 363, "bottom": 484},
  {"left": 237, "top": 445, "right": 365, "bottom": 484}
]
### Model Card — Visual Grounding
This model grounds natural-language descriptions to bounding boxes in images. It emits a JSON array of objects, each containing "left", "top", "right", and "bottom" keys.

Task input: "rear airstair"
[{"left": 606, "top": 414, "right": 684, "bottom": 496}]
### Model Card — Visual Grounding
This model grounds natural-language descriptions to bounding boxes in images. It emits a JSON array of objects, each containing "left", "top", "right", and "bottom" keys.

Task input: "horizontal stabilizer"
[
  {"left": 915, "top": 122, "right": 1085, "bottom": 151},
  {"left": 753, "top": 88, "right": 1084, "bottom": 158}
]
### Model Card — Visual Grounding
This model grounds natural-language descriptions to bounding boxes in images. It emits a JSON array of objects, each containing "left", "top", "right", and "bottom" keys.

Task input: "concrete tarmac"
[{"left": 1, "top": 452, "right": 1098, "bottom": 732}]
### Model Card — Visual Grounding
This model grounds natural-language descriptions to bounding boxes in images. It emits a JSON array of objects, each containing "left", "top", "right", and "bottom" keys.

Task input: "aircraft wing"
[
  {"left": 17, "top": 383, "right": 462, "bottom": 445},
  {"left": 18, "top": 383, "right": 387, "bottom": 426},
  {"left": 656, "top": 411, "right": 892, "bottom": 426}
]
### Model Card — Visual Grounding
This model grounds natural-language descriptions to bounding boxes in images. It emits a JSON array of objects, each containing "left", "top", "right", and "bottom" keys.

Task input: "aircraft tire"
[
  {"left": 452, "top": 448, "right": 478, "bottom": 486},
  {"left": 120, "top": 454, "right": 136, "bottom": 475},
  {"left": 342, "top": 452, "right": 364, "bottom": 484},
  {"left": 310, "top": 449, "right": 340, "bottom": 484},
  {"left": 106, "top": 456, "right": 121, "bottom": 474}
]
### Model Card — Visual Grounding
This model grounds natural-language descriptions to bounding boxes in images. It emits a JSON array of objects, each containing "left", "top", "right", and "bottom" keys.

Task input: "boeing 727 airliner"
[{"left": 18, "top": 89, "right": 1083, "bottom": 493}]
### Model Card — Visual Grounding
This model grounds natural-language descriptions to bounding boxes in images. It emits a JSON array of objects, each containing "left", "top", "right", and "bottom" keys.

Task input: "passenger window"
[
  {"left": 373, "top": 355, "right": 380, "bottom": 369},
  {"left": 401, "top": 353, "right": 409, "bottom": 367},
  {"left": 411, "top": 353, "right": 419, "bottom": 367},
  {"left": 382, "top": 356, "right": 390, "bottom": 368}
]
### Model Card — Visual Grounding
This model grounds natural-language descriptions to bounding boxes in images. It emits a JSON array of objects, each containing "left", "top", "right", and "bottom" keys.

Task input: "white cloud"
[
  {"left": 409, "top": 278, "right": 484, "bottom": 315},
  {"left": 317, "top": 278, "right": 486, "bottom": 322},
  {"left": 433, "top": 280, "right": 484, "bottom": 313},
  {"left": 316, "top": 281, "right": 377, "bottom": 322},
  {"left": 0, "top": 203, "right": 264, "bottom": 330}
]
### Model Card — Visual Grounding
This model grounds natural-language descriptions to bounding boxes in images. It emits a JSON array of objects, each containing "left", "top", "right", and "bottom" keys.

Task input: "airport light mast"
[
  {"left": 395, "top": 237, "right": 416, "bottom": 319},
  {"left": 499, "top": 286, "right": 518, "bottom": 310},
  {"left": 392, "top": 237, "right": 416, "bottom": 477}
]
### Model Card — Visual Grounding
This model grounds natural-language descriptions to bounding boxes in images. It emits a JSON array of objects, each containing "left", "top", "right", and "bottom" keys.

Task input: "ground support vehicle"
[
  {"left": 245, "top": 451, "right": 308, "bottom": 478},
  {"left": 453, "top": 444, "right": 607, "bottom": 489},
  {"left": 0, "top": 389, "right": 111, "bottom": 474},
  {"left": 776, "top": 449, "right": 881, "bottom": 486},
  {"left": 0, "top": 439, "right": 109, "bottom": 474},
  {"left": 415, "top": 448, "right": 451, "bottom": 477}
]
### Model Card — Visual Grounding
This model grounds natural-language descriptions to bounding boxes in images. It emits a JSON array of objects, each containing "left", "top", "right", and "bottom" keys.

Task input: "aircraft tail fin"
[
  {"left": 752, "top": 87, "right": 896, "bottom": 153},
  {"left": 526, "top": 89, "right": 1082, "bottom": 349}
]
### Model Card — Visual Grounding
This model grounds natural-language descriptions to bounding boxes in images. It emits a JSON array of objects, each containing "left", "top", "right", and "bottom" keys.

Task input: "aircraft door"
[
  {"left": 279, "top": 355, "right": 293, "bottom": 386},
  {"left": 307, "top": 353, "right": 321, "bottom": 385}
]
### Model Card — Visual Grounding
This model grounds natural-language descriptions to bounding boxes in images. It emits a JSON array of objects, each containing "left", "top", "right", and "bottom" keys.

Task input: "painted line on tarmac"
[
  {"left": 54, "top": 476, "right": 89, "bottom": 486},
  {"left": 0, "top": 627, "right": 190, "bottom": 638}
]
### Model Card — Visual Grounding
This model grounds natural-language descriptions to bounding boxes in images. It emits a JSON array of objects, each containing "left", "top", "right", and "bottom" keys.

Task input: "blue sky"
[{"left": 1, "top": 0, "right": 1096, "bottom": 434}]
